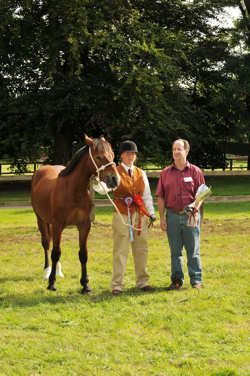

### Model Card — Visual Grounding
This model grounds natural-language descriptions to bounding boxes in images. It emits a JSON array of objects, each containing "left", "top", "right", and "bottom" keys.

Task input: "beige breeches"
[{"left": 111, "top": 211, "right": 149, "bottom": 291}]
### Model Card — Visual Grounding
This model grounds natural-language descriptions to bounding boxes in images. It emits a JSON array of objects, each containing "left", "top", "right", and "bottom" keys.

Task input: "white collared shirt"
[{"left": 121, "top": 162, "right": 155, "bottom": 216}]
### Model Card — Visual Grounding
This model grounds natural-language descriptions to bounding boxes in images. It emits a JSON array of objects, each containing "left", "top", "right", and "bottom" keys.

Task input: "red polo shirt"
[{"left": 156, "top": 162, "right": 205, "bottom": 212}]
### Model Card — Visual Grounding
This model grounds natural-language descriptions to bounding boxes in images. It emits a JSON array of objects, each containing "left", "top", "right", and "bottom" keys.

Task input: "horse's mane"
[
  {"left": 58, "top": 138, "right": 112, "bottom": 177},
  {"left": 59, "top": 145, "right": 89, "bottom": 177}
]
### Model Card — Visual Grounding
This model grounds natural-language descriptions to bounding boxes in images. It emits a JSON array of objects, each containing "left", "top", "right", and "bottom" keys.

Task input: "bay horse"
[{"left": 31, "top": 135, "right": 120, "bottom": 293}]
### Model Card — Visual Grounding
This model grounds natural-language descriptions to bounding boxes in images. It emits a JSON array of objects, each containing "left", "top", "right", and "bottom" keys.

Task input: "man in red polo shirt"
[{"left": 156, "top": 139, "right": 205, "bottom": 290}]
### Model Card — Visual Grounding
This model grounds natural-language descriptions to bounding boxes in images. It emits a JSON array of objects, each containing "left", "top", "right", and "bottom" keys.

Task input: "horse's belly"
[
  {"left": 31, "top": 184, "right": 54, "bottom": 222},
  {"left": 31, "top": 166, "right": 64, "bottom": 223},
  {"left": 32, "top": 165, "right": 92, "bottom": 226},
  {"left": 54, "top": 195, "right": 91, "bottom": 227}
]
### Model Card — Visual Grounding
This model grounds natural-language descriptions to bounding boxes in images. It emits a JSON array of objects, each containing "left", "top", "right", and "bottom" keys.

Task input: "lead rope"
[
  {"left": 98, "top": 179, "right": 143, "bottom": 232},
  {"left": 89, "top": 147, "right": 143, "bottom": 232}
]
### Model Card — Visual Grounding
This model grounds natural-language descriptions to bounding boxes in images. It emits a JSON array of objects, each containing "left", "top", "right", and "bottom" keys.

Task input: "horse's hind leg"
[
  {"left": 48, "top": 225, "right": 63, "bottom": 291},
  {"left": 78, "top": 221, "right": 91, "bottom": 294},
  {"left": 36, "top": 216, "right": 51, "bottom": 279}
]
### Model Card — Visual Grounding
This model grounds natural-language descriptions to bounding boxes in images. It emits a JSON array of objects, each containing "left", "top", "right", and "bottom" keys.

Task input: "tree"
[
  {"left": 219, "top": 0, "right": 250, "bottom": 168},
  {"left": 0, "top": 0, "right": 246, "bottom": 169},
  {"left": 1, "top": 0, "right": 182, "bottom": 165}
]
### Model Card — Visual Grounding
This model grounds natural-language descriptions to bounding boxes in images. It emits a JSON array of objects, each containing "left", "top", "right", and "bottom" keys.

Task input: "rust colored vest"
[{"left": 113, "top": 165, "right": 147, "bottom": 215}]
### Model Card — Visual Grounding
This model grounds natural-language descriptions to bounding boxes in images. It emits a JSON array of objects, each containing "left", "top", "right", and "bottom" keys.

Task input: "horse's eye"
[{"left": 96, "top": 156, "right": 102, "bottom": 162}]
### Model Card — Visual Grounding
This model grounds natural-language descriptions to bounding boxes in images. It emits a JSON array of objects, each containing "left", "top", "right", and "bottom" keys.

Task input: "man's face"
[
  {"left": 172, "top": 140, "right": 189, "bottom": 162},
  {"left": 121, "top": 152, "right": 137, "bottom": 167}
]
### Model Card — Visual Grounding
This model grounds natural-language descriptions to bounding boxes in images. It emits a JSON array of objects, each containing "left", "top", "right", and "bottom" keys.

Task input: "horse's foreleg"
[
  {"left": 78, "top": 221, "right": 91, "bottom": 294},
  {"left": 48, "top": 226, "right": 62, "bottom": 291}
]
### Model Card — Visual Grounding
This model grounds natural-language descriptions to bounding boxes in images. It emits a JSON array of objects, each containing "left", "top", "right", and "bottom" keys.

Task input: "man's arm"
[{"left": 157, "top": 196, "right": 167, "bottom": 232}]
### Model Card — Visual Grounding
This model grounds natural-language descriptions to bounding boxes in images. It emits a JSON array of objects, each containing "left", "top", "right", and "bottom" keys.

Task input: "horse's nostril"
[{"left": 106, "top": 175, "right": 119, "bottom": 188}]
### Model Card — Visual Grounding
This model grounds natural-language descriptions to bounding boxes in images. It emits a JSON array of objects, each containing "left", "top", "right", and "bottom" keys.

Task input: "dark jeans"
[{"left": 166, "top": 209, "right": 202, "bottom": 285}]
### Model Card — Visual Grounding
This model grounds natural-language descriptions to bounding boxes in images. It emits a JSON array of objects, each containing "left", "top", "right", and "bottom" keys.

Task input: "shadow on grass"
[{"left": 0, "top": 284, "right": 189, "bottom": 308}]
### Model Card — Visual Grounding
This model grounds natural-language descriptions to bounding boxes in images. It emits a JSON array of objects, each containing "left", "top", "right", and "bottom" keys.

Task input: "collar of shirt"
[
  {"left": 171, "top": 161, "right": 190, "bottom": 171},
  {"left": 121, "top": 162, "right": 134, "bottom": 177}
]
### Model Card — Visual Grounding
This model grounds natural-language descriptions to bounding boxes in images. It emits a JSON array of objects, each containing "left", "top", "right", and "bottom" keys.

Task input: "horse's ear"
[{"left": 85, "top": 135, "right": 93, "bottom": 146}]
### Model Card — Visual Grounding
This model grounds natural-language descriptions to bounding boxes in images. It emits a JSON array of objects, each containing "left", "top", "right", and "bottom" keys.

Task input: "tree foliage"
[{"left": 0, "top": 0, "right": 248, "bottom": 170}]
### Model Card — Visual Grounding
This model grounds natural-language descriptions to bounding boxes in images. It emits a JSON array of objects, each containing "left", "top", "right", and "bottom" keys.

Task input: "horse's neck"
[{"left": 70, "top": 154, "right": 93, "bottom": 192}]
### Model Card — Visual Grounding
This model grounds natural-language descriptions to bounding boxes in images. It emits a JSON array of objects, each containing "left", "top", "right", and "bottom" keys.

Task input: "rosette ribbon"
[
  {"left": 124, "top": 196, "right": 134, "bottom": 242},
  {"left": 133, "top": 194, "right": 151, "bottom": 235}
]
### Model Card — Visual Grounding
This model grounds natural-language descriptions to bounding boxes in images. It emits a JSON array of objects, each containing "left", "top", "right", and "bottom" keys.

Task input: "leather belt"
[{"left": 170, "top": 209, "right": 185, "bottom": 215}]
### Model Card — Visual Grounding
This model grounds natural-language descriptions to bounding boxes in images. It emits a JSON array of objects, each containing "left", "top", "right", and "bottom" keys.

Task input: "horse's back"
[{"left": 31, "top": 165, "right": 65, "bottom": 222}]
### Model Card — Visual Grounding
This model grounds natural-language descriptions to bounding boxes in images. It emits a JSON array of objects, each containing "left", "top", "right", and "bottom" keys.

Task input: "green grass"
[
  {"left": 205, "top": 176, "right": 250, "bottom": 196},
  {"left": 0, "top": 204, "right": 249, "bottom": 376}
]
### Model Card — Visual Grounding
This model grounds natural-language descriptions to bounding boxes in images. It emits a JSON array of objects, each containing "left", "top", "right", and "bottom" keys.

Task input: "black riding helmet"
[{"left": 119, "top": 140, "right": 138, "bottom": 155}]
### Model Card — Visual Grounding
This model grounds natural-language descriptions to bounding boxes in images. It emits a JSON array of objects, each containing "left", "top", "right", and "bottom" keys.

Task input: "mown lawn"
[{"left": 0, "top": 204, "right": 249, "bottom": 376}]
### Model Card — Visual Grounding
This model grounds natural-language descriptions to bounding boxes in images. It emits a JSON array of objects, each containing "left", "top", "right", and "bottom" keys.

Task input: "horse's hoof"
[
  {"left": 81, "top": 287, "right": 91, "bottom": 294},
  {"left": 47, "top": 285, "right": 56, "bottom": 291}
]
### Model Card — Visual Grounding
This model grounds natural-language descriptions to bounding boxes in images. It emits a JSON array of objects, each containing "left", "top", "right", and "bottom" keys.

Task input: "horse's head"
[{"left": 85, "top": 135, "right": 120, "bottom": 190}]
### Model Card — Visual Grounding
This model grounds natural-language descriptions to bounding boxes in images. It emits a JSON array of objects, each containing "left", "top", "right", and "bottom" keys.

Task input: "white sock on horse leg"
[
  {"left": 56, "top": 262, "right": 64, "bottom": 277},
  {"left": 43, "top": 266, "right": 51, "bottom": 279}
]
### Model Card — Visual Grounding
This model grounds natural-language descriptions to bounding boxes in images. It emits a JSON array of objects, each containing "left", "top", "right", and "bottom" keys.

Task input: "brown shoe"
[
  {"left": 192, "top": 283, "right": 202, "bottom": 289},
  {"left": 112, "top": 289, "right": 122, "bottom": 295},
  {"left": 140, "top": 285, "right": 155, "bottom": 292},
  {"left": 166, "top": 281, "right": 182, "bottom": 290}
]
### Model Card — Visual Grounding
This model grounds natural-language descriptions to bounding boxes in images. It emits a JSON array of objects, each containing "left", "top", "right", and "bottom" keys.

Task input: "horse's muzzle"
[{"left": 105, "top": 174, "right": 120, "bottom": 189}]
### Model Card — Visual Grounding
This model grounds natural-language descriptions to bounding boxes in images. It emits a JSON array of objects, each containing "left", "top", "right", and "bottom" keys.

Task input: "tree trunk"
[
  {"left": 243, "top": 0, "right": 250, "bottom": 169},
  {"left": 53, "top": 123, "right": 74, "bottom": 165},
  {"left": 248, "top": 135, "right": 250, "bottom": 170}
]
